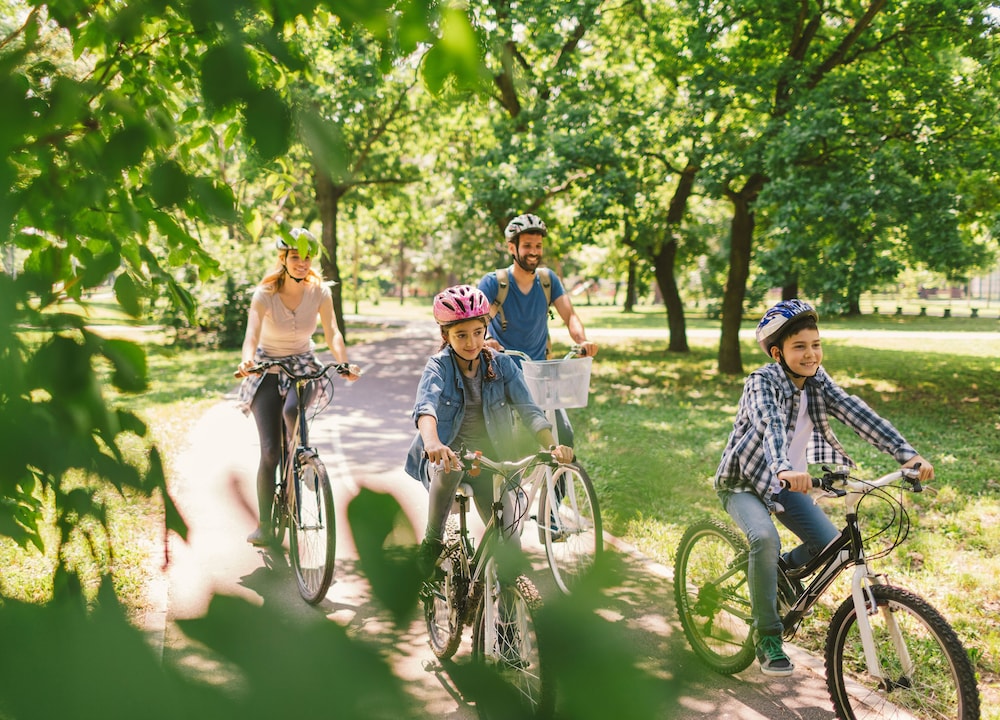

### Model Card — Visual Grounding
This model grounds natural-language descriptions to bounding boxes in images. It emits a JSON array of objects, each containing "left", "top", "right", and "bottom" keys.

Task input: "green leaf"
[
  {"left": 243, "top": 88, "right": 291, "bottom": 161},
  {"left": 97, "top": 336, "right": 148, "bottom": 393},
  {"left": 200, "top": 42, "right": 253, "bottom": 110},
  {"left": 149, "top": 160, "right": 190, "bottom": 207},
  {"left": 113, "top": 272, "right": 142, "bottom": 318}
]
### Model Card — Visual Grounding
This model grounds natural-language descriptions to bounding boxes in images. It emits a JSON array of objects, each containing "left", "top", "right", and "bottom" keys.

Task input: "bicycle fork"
[{"left": 850, "top": 565, "right": 915, "bottom": 686}]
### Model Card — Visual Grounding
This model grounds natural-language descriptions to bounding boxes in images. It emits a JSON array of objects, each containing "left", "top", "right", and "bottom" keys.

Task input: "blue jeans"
[{"left": 720, "top": 488, "right": 839, "bottom": 636}]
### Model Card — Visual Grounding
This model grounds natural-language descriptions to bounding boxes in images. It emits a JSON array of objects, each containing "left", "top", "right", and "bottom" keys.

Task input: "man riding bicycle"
[{"left": 477, "top": 213, "right": 598, "bottom": 448}]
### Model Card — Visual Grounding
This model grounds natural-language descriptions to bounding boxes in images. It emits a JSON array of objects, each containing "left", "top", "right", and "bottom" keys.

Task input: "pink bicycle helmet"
[
  {"left": 756, "top": 299, "right": 819, "bottom": 355},
  {"left": 433, "top": 285, "right": 491, "bottom": 326}
]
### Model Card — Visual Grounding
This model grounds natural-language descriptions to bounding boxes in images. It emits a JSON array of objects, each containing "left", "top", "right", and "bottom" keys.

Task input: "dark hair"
[{"left": 774, "top": 315, "right": 819, "bottom": 351}]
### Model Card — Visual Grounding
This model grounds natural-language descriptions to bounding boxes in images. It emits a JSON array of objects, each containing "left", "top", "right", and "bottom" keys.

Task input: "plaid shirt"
[
  {"left": 715, "top": 362, "right": 917, "bottom": 510},
  {"left": 236, "top": 349, "right": 334, "bottom": 417}
]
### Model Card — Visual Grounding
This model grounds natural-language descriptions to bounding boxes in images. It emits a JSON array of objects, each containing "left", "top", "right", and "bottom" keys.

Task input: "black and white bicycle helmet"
[
  {"left": 504, "top": 213, "right": 547, "bottom": 241},
  {"left": 756, "top": 299, "right": 819, "bottom": 355}
]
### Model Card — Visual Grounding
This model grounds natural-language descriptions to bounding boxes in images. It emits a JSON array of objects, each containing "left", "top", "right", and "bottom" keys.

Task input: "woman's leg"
[
  {"left": 721, "top": 490, "right": 783, "bottom": 636},
  {"left": 774, "top": 489, "right": 840, "bottom": 569},
  {"left": 249, "top": 375, "right": 283, "bottom": 539}
]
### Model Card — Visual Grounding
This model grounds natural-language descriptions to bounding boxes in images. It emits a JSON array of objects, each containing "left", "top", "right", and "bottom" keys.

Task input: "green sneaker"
[{"left": 756, "top": 633, "right": 794, "bottom": 677}]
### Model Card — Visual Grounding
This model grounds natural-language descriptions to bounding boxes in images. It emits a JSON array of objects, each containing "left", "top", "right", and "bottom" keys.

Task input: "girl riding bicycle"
[
  {"left": 714, "top": 299, "right": 934, "bottom": 677},
  {"left": 236, "top": 228, "right": 360, "bottom": 546},
  {"left": 403, "top": 284, "right": 573, "bottom": 573}
]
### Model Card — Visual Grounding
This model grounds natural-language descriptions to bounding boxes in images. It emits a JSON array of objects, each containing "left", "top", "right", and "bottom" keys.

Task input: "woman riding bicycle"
[
  {"left": 235, "top": 228, "right": 360, "bottom": 546},
  {"left": 403, "top": 284, "right": 573, "bottom": 574},
  {"left": 714, "top": 299, "right": 934, "bottom": 677}
]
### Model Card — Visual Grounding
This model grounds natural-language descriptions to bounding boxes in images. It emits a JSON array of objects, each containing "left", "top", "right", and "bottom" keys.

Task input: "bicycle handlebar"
[
  {"left": 233, "top": 360, "right": 354, "bottom": 380},
  {"left": 781, "top": 464, "right": 925, "bottom": 497},
  {"left": 457, "top": 448, "right": 558, "bottom": 478},
  {"left": 501, "top": 344, "right": 588, "bottom": 362}
]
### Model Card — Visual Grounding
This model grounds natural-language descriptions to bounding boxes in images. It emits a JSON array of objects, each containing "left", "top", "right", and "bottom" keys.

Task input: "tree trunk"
[
  {"left": 649, "top": 159, "right": 698, "bottom": 353},
  {"left": 718, "top": 175, "right": 765, "bottom": 375},
  {"left": 315, "top": 169, "right": 348, "bottom": 340},
  {"left": 624, "top": 261, "right": 636, "bottom": 312},
  {"left": 652, "top": 237, "right": 689, "bottom": 352},
  {"left": 782, "top": 282, "right": 798, "bottom": 301}
]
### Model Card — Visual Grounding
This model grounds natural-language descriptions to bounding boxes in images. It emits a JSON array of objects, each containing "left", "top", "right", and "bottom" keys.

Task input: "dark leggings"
[{"left": 249, "top": 374, "right": 310, "bottom": 527}]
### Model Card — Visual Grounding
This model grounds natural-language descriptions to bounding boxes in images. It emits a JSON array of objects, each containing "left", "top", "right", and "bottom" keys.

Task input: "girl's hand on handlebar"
[
  {"left": 778, "top": 470, "right": 812, "bottom": 493},
  {"left": 424, "top": 442, "right": 461, "bottom": 473},
  {"left": 902, "top": 455, "right": 934, "bottom": 482}
]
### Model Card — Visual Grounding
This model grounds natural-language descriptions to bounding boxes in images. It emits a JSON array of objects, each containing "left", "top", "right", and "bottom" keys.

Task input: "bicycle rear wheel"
[
  {"left": 289, "top": 454, "right": 336, "bottom": 604},
  {"left": 825, "top": 583, "right": 980, "bottom": 720},
  {"left": 673, "top": 519, "right": 756, "bottom": 674},
  {"left": 423, "top": 541, "right": 468, "bottom": 660},
  {"left": 471, "top": 571, "right": 553, "bottom": 719},
  {"left": 537, "top": 462, "right": 602, "bottom": 594}
]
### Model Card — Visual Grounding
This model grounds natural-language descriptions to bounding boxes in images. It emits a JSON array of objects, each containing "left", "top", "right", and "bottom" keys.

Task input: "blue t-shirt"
[{"left": 479, "top": 266, "right": 566, "bottom": 362}]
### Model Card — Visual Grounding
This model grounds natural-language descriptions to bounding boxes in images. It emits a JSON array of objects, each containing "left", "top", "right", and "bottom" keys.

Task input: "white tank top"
[{"left": 787, "top": 390, "right": 813, "bottom": 473}]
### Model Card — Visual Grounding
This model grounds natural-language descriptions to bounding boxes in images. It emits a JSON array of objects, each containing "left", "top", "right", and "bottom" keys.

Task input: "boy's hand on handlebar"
[
  {"left": 902, "top": 455, "right": 934, "bottom": 482},
  {"left": 778, "top": 470, "right": 812, "bottom": 493}
]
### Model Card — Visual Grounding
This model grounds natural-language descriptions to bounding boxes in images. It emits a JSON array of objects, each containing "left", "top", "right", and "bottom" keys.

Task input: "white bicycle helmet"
[
  {"left": 275, "top": 227, "right": 321, "bottom": 258},
  {"left": 504, "top": 213, "right": 547, "bottom": 241},
  {"left": 756, "top": 299, "right": 819, "bottom": 355}
]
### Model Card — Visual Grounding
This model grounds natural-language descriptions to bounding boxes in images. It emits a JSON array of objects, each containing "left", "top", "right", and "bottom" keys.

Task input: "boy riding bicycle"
[{"left": 714, "top": 299, "right": 934, "bottom": 676}]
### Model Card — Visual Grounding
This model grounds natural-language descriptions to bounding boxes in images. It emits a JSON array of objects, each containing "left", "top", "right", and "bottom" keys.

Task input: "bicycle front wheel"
[
  {"left": 471, "top": 573, "right": 553, "bottom": 719},
  {"left": 537, "top": 462, "right": 603, "bottom": 594},
  {"left": 289, "top": 454, "right": 336, "bottom": 605},
  {"left": 673, "top": 519, "right": 756, "bottom": 674},
  {"left": 825, "top": 584, "right": 980, "bottom": 720},
  {"left": 423, "top": 541, "right": 468, "bottom": 660}
]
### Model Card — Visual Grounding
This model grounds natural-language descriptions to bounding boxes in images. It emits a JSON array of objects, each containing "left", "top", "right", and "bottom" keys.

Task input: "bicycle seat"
[{"left": 456, "top": 483, "right": 475, "bottom": 498}]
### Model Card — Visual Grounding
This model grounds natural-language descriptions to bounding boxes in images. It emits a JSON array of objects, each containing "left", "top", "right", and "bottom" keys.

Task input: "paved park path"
[{"left": 148, "top": 318, "right": 845, "bottom": 719}]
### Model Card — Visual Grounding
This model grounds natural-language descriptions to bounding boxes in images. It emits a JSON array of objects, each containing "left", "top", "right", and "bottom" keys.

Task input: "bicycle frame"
[{"left": 780, "top": 468, "right": 921, "bottom": 683}]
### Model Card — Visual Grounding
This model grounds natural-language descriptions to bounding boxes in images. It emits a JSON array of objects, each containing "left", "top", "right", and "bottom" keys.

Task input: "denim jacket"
[{"left": 404, "top": 347, "right": 552, "bottom": 485}]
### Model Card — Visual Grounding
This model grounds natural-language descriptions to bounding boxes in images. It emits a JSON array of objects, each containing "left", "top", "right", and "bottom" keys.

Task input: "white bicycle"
[{"left": 509, "top": 348, "right": 603, "bottom": 594}]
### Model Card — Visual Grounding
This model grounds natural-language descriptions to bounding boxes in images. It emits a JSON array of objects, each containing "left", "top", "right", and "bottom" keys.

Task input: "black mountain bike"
[
  {"left": 421, "top": 448, "right": 559, "bottom": 719},
  {"left": 674, "top": 465, "right": 980, "bottom": 720}
]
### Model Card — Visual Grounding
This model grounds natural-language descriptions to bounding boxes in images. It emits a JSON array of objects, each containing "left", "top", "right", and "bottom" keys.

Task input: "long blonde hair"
[{"left": 258, "top": 250, "right": 324, "bottom": 293}]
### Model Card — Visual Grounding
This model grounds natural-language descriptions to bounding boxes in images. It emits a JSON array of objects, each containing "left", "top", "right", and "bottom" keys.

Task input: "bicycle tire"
[
  {"left": 423, "top": 541, "right": 468, "bottom": 660},
  {"left": 471, "top": 573, "right": 553, "bottom": 719},
  {"left": 537, "top": 462, "right": 603, "bottom": 594},
  {"left": 289, "top": 454, "right": 336, "bottom": 604},
  {"left": 825, "top": 583, "right": 980, "bottom": 720},
  {"left": 673, "top": 519, "right": 756, "bottom": 674}
]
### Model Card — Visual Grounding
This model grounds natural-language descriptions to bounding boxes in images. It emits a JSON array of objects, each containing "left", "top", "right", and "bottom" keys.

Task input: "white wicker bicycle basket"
[{"left": 521, "top": 356, "right": 593, "bottom": 410}]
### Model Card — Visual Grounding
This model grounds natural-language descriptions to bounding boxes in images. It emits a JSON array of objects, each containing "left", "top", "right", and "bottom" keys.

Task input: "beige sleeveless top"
[{"left": 253, "top": 282, "right": 330, "bottom": 357}]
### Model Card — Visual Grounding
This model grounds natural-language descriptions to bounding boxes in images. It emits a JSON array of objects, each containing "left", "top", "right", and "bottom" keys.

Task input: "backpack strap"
[{"left": 489, "top": 267, "right": 552, "bottom": 333}]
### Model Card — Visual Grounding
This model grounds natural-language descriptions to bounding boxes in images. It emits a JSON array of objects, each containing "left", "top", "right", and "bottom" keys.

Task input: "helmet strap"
[
  {"left": 283, "top": 265, "right": 306, "bottom": 283},
  {"left": 776, "top": 351, "right": 806, "bottom": 379}
]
